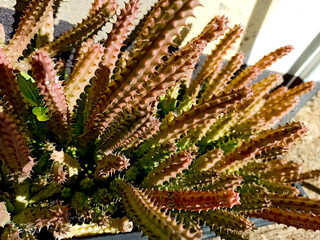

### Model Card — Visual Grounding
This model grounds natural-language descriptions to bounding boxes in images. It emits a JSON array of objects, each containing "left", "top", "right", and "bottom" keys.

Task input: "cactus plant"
[{"left": 0, "top": 0, "right": 319, "bottom": 239}]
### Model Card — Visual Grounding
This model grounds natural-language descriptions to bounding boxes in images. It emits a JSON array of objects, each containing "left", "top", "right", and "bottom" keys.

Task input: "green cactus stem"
[
  {"left": 63, "top": 217, "right": 133, "bottom": 238},
  {"left": 190, "top": 148, "right": 223, "bottom": 172},
  {"left": 196, "top": 209, "right": 252, "bottom": 233},
  {"left": 141, "top": 151, "right": 194, "bottom": 187},
  {"left": 36, "top": 2, "right": 54, "bottom": 47},
  {"left": 150, "top": 88, "right": 250, "bottom": 148},
  {"left": 12, "top": 203, "right": 70, "bottom": 238},
  {"left": 201, "top": 52, "right": 244, "bottom": 101},
  {"left": 115, "top": 179, "right": 198, "bottom": 240}
]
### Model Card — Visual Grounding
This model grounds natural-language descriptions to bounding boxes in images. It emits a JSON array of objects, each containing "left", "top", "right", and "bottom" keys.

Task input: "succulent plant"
[{"left": 0, "top": 0, "right": 319, "bottom": 239}]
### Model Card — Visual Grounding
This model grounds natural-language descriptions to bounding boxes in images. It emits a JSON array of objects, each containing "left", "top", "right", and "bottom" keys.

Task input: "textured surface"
[
  {"left": 0, "top": 1, "right": 319, "bottom": 239},
  {"left": 247, "top": 92, "right": 320, "bottom": 240}
]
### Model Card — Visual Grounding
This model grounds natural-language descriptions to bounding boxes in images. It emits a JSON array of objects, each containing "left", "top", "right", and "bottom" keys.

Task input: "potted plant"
[{"left": 1, "top": 0, "right": 320, "bottom": 239}]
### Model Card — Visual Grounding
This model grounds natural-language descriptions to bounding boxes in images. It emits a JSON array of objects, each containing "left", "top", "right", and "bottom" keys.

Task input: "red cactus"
[
  {"left": 148, "top": 188, "right": 240, "bottom": 211},
  {"left": 94, "top": 154, "right": 130, "bottom": 180},
  {"left": 31, "top": 50, "right": 70, "bottom": 140},
  {"left": 3, "top": 0, "right": 54, "bottom": 65},
  {"left": 190, "top": 25, "right": 244, "bottom": 99},
  {"left": 81, "top": 0, "right": 202, "bottom": 144},
  {"left": 249, "top": 207, "right": 320, "bottom": 231},
  {"left": 0, "top": 50, "right": 26, "bottom": 116},
  {"left": 0, "top": 111, "right": 34, "bottom": 180},
  {"left": 64, "top": 42, "right": 104, "bottom": 112},
  {"left": 213, "top": 121, "right": 307, "bottom": 171}
]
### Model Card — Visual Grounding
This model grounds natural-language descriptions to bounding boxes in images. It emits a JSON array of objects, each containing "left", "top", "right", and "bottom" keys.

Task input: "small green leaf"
[
  {"left": 32, "top": 106, "right": 47, "bottom": 116},
  {"left": 17, "top": 72, "right": 40, "bottom": 106},
  {"left": 36, "top": 114, "right": 50, "bottom": 122},
  {"left": 32, "top": 106, "right": 50, "bottom": 121}
]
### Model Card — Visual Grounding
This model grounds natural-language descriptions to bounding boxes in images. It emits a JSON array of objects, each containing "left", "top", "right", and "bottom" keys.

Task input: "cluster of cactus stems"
[{"left": 0, "top": 0, "right": 320, "bottom": 239}]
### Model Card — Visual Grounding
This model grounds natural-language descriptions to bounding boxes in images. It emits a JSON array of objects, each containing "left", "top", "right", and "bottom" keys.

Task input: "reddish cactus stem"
[
  {"left": 105, "top": 16, "right": 226, "bottom": 123},
  {"left": 43, "top": 0, "right": 117, "bottom": 56},
  {"left": 85, "top": 1, "right": 141, "bottom": 116},
  {"left": 102, "top": 0, "right": 141, "bottom": 71},
  {"left": 228, "top": 45, "right": 293, "bottom": 91},
  {"left": 31, "top": 50, "right": 70, "bottom": 140},
  {"left": 0, "top": 111, "right": 34, "bottom": 180},
  {"left": 252, "top": 74, "right": 283, "bottom": 99},
  {"left": 64, "top": 42, "right": 104, "bottom": 113},
  {"left": 148, "top": 188, "right": 240, "bottom": 211},
  {"left": 3, "top": 0, "right": 54, "bottom": 65},
  {"left": 0, "top": 50, "right": 27, "bottom": 117},
  {"left": 137, "top": 15, "right": 229, "bottom": 107},
  {"left": 189, "top": 25, "right": 243, "bottom": 98},
  {"left": 90, "top": 0, "right": 114, "bottom": 14},
  {"left": 152, "top": 88, "right": 250, "bottom": 145},
  {"left": 249, "top": 207, "right": 320, "bottom": 231},
  {"left": 94, "top": 154, "right": 130, "bottom": 180},
  {"left": 247, "top": 81, "right": 316, "bottom": 131},
  {"left": 213, "top": 121, "right": 307, "bottom": 172},
  {"left": 257, "top": 193, "right": 320, "bottom": 214},
  {"left": 80, "top": 0, "right": 202, "bottom": 144}
]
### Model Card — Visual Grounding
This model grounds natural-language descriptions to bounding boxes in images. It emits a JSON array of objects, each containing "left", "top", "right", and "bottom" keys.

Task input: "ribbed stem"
[
  {"left": 116, "top": 179, "right": 198, "bottom": 240},
  {"left": 31, "top": 50, "right": 70, "bottom": 141},
  {"left": 3, "top": 0, "right": 54, "bottom": 65}
]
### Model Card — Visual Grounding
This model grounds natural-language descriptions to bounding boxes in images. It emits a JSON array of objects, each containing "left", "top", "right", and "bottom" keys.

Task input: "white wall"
[{"left": 247, "top": 0, "right": 320, "bottom": 78}]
